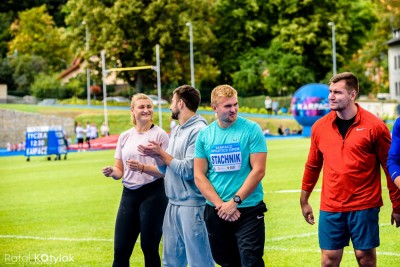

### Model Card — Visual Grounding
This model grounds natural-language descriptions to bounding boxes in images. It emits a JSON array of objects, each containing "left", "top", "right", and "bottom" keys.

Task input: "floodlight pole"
[
  {"left": 101, "top": 50, "right": 108, "bottom": 128},
  {"left": 186, "top": 22, "right": 195, "bottom": 87},
  {"left": 82, "top": 21, "right": 91, "bottom": 106},
  {"left": 155, "top": 44, "right": 162, "bottom": 127},
  {"left": 328, "top": 22, "right": 337, "bottom": 76}
]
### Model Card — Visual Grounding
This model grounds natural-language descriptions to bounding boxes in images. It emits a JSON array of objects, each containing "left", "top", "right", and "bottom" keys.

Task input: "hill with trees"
[{"left": 0, "top": 0, "right": 399, "bottom": 102}]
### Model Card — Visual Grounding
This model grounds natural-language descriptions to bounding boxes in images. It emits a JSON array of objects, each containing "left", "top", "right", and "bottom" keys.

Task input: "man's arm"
[
  {"left": 194, "top": 157, "right": 224, "bottom": 207},
  {"left": 234, "top": 152, "right": 266, "bottom": 201},
  {"left": 139, "top": 140, "right": 194, "bottom": 179},
  {"left": 138, "top": 141, "right": 172, "bottom": 164},
  {"left": 300, "top": 128, "right": 322, "bottom": 225},
  {"left": 395, "top": 178, "right": 400, "bottom": 189},
  {"left": 388, "top": 118, "right": 400, "bottom": 190},
  {"left": 375, "top": 123, "right": 400, "bottom": 226},
  {"left": 216, "top": 152, "right": 266, "bottom": 220},
  {"left": 300, "top": 190, "right": 315, "bottom": 225}
]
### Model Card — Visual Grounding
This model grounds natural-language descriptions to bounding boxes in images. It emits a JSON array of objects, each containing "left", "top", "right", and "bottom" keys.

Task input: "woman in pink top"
[{"left": 102, "top": 93, "right": 169, "bottom": 267}]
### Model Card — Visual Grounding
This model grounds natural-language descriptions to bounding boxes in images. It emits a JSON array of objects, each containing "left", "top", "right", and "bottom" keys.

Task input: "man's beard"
[{"left": 171, "top": 110, "right": 179, "bottom": 120}]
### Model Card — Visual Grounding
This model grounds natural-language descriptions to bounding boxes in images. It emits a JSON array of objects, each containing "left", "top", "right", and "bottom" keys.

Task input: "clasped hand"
[{"left": 216, "top": 201, "right": 241, "bottom": 222}]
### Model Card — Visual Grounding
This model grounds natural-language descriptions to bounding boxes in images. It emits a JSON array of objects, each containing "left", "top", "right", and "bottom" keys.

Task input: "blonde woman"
[{"left": 102, "top": 93, "right": 169, "bottom": 267}]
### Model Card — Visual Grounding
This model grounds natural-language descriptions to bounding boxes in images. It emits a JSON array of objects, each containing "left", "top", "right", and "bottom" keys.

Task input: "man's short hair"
[
  {"left": 173, "top": 85, "right": 201, "bottom": 112},
  {"left": 211, "top": 85, "right": 237, "bottom": 106},
  {"left": 329, "top": 72, "right": 359, "bottom": 95}
]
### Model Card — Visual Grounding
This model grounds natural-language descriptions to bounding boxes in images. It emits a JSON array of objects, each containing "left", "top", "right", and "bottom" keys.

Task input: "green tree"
[
  {"left": 64, "top": 74, "right": 86, "bottom": 99},
  {"left": 0, "top": 0, "right": 68, "bottom": 27},
  {"left": 0, "top": 12, "right": 13, "bottom": 58},
  {"left": 209, "top": 0, "right": 378, "bottom": 96},
  {"left": 0, "top": 58, "right": 16, "bottom": 91},
  {"left": 212, "top": 0, "right": 273, "bottom": 85},
  {"left": 267, "top": 0, "right": 377, "bottom": 82},
  {"left": 65, "top": 0, "right": 219, "bottom": 95},
  {"left": 347, "top": 0, "right": 400, "bottom": 94},
  {"left": 10, "top": 54, "right": 48, "bottom": 96},
  {"left": 261, "top": 41, "right": 315, "bottom": 96},
  {"left": 8, "top": 5, "right": 71, "bottom": 72},
  {"left": 31, "top": 73, "right": 64, "bottom": 98},
  {"left": 144, "top": 0, "right": 220, "bottom": 92},
  {"left": 231, "top": 48, "right": 268, "bottom": 96},
  {"left": 63, "top": 0, "right": 384, "bottom": 99}
]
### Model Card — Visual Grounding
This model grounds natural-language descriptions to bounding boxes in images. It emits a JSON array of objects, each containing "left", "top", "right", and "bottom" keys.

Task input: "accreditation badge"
[{"left": 210, "top": 143, "right": 242, "bottom": 172}]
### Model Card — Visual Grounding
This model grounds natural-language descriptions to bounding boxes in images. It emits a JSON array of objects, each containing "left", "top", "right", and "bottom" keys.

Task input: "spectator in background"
[
  {"left": 272, "top": 101, "right": 279, "bottom": 115},
  {"left": 263, "top": 128, "right": 271, "bottom": 136},
  {"left": 85, "top": 122, "right": 91, "bottom": 149},
  {"left": 264, "top": 96, "right": 272, "bottom": 114},
  {"left": 284, "top": 127, "right": 290, "bottom": 136},
  {"left": 75, "top": 122, "right": 85, "bottom": 152},
  {"left": 7, "top": 142, "right": 12, "bottom": 152},
  {"left": 169, "top": 117, "right": 177, "bottom": 134},
  {"left": 62, "top": 129, "right": 69, "bottom": 151},
  {"left": 101, "top": 122, "right": 110, "bottom": 137},
  {"left": 277, "top": 125, "right": 284, "bottom": 136},
  {"left": 90, "top": 122, "right": 98, "bottom": 139}
]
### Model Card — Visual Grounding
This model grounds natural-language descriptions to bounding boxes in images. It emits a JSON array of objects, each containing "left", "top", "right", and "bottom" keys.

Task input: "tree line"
[{"left": 0, "top": 0, "right": 399, "bottom": 103}]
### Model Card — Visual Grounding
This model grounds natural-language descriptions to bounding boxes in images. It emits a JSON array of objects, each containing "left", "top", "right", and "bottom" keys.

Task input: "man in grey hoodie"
[{"left": 138, "top": 85, "right": 214, "bottom": 267}]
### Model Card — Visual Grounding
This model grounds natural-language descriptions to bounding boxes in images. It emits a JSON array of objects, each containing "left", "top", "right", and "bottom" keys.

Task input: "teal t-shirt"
[{"left": 194, "top": 116, "right": 267, "bottom": 207}]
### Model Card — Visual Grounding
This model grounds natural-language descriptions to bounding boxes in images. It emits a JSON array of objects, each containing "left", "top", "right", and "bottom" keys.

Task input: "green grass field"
[{"left": 1, "top": 138, "right": 399, "bottom": 266}]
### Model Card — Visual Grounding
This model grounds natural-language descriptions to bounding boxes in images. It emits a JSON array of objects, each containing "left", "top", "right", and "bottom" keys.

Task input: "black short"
[{"left": 204, "top": 201, "right": 267, "bottom": 266}]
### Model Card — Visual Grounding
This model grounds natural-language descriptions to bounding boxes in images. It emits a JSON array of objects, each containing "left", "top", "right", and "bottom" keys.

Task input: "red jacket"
[{"left": 302, "top": 104, "right": 400, "bottom": 213}]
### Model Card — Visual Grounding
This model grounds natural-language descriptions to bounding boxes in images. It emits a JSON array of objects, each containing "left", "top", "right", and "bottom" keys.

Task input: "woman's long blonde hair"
[{"left": 130, "top": 93, "right": 153, "bottom": 125}]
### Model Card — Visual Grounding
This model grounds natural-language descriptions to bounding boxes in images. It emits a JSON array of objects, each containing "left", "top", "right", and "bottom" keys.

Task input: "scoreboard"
[{"left": 25, "top": 126, "right": 67, "bottom": 159}]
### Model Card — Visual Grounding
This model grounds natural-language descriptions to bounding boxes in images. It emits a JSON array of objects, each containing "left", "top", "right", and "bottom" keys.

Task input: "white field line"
[
  {"left": 0, "top": 235, "right": 112, "bottom": 242},
  {"left": 272, "top": 187, "right": 388, "bottom": 194},
  {"left": 273, "top": 189, "right": 321, "bottom": 193},
  {"left": 269, "top": 223, "right": 393, "bottom": 242},
  {"left": 264, "top": 246, "right": 400, "bottom": 256},
  {"left": 1, "top": 234, "right": 398, "bottom": 257},
  {"left": 270, "top": 232, "right": 318, "bottom": 241}
]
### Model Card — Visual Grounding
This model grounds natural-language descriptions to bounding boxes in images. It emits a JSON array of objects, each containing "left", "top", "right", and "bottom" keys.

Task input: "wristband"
[{"left": 140, "top": 164, "right": 144, "bottom": 174}]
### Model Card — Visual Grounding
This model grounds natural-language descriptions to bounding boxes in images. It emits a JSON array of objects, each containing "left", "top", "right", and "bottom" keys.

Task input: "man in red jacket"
[{"left": 300, "top": 72, "right": 400, "bottom": 267}]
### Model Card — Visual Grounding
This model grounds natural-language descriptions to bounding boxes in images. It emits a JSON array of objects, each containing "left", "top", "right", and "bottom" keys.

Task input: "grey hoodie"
[{"left": 160, "top": 114, "right": 208, "bottom": 206}]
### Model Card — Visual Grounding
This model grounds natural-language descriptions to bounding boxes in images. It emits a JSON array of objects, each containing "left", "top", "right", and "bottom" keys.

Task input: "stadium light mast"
[
  {"left": 82, "top": 21, "right": 91, "bottom": 106},
  {"left": 328, "top": 22, "right": 337, "bottom": 76},
  {"left": 186, "top": 22, "right": 195, "bottom": 87},
  {"left": 101, "top": 50, "right": 108, "bottom": 127}
]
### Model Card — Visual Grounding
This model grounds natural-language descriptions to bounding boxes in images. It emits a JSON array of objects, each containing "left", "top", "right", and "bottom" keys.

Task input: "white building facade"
[{"left": 388, "top": 28, "right": 400, "bottom": 102}]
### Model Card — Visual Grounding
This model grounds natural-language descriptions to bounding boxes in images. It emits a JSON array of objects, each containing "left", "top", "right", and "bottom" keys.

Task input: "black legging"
[{"left": 112, "top": 179, "right": 168, "bottom": 267}]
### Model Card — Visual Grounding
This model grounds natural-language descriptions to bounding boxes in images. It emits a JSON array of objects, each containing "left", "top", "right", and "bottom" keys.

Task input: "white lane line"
[
  {"left": 270, "top": 232, "right": 318, "bottom": 241},
  {"left": 273, "top": 189, "right": 321, "bottom": 193},
  {"left": 2, "top": 235, "right": 398, "bottom": 257},
  {"left": 0, "top": 235, "right": 112, "bottom": 242},
  {"left": 273, "top": 188, "right": 388, "bottom": 194},
  {"left": 264, "top": 246, "right": 400, "bottom": 256}
]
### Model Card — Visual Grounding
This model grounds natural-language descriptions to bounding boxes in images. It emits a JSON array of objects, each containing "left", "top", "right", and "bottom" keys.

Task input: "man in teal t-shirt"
[{"left": 194, "top": 84, "right": 268, "bottom": 266}]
